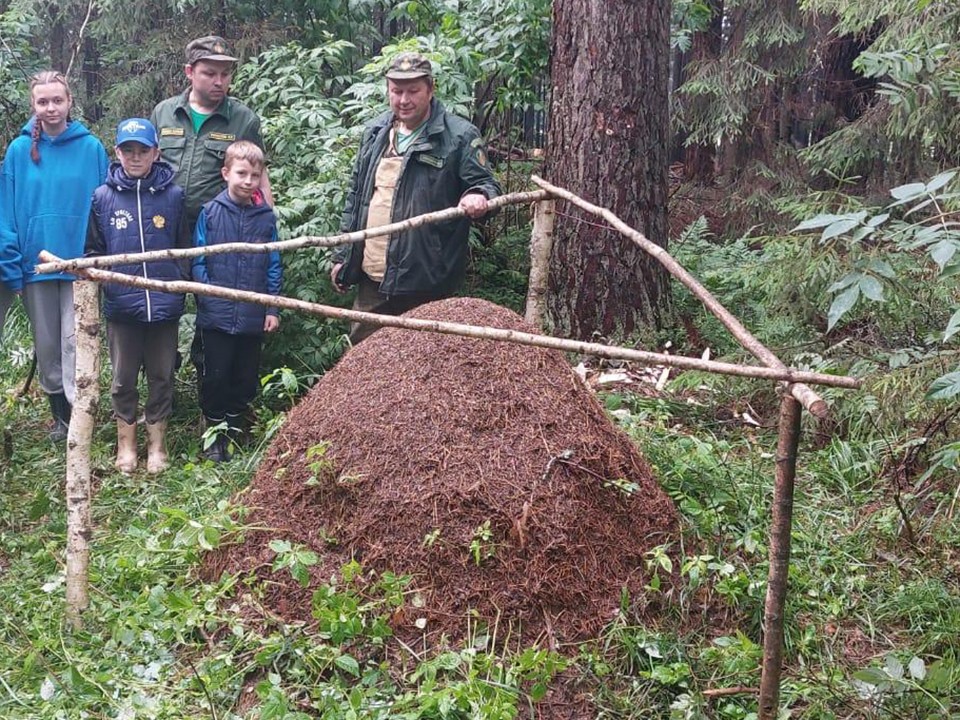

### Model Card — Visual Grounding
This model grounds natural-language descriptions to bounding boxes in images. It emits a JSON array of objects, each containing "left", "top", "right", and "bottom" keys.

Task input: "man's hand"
[
  {"left": 264, "top": 315, "right": 280, "bottom": 333},
  {"left": 459, "top": 193, "right": 489, "bottom": 219},
  {"left": 330, "top": 262, "right": 348, "bottom": 294}
]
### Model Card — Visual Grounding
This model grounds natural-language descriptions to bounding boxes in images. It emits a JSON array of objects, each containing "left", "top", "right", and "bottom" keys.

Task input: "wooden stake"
[
  {"left": 524, "top": 199, "right": 556, "bottom": 329},
  {"left": 65, "top": 279, "right": 100, "bottom": 629},
  {"left": 758, "top": 394, "right": 802, "bottom": 719},
  {"left": 43, "top": 256, "right": 859, "bottom": 390}
]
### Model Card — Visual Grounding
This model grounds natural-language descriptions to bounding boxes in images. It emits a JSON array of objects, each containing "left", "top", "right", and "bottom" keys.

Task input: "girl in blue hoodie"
[{"left": 0, "top": 71, "right": 109, "bottom": 441}]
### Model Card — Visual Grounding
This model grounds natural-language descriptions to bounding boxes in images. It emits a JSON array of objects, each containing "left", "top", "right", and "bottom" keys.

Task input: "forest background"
[{"left": 0, "top": 0, "right": 959, "bottom": 718}]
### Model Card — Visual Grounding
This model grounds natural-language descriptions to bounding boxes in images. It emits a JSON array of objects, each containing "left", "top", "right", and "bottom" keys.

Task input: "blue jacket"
[
  {"left": 192, "top": 189, "right": 281, "bottom": 335},
  {"left": 85, "top": 161, "right": 188, "bottom": 323},
  {"left": 0, "top": 118, "right": 109, "bottom": 290}
]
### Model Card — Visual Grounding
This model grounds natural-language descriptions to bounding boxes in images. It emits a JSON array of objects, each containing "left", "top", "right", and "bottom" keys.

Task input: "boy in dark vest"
[
  {"left": 192, "top": 140, "right": 281, "bottom": 462},
  {"left": 85, "top": 118, "right": 189, "bottom": 474}
]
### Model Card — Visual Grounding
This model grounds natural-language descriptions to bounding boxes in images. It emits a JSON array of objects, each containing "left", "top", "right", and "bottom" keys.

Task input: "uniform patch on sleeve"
[
  {"left": 475, "top": 149, "right": 488, "bottom": 167},
  {"left": 160, "top": 127, "right": 185, "bottom": 137},
  {"left": 470, "top": 137, "right": 484, "bottom": 148}
]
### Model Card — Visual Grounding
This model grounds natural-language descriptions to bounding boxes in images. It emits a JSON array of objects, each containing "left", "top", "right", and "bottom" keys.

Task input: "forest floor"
[{"left": 0, "top": 289, "right": 958, "bottom": 719}]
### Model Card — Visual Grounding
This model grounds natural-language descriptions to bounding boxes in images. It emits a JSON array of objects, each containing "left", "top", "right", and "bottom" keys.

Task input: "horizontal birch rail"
[
  {"left": 43, "top": 255, "right": 860, "bottom": 390},
  {"left": 34, "top": 189, "right": 551, "bottom": 275},
  {"left": 530, "top": 175, "right": 848, "bottom": 416}
]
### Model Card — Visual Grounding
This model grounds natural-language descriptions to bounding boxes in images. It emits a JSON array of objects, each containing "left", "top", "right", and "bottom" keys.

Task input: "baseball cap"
[
  {"left": 385, "top": 52, "right": 433, "bottom": 80},
  {"left": 185, "top": 35, "right": 237, "bottom": 65},
  {"left": 116, "top": 118, "right": 158, "bottom": 148}
]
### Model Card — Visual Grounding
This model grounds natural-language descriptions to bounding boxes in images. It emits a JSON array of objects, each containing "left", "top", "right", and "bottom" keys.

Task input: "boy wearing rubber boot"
[{"left": 85, "top": 118, "right": 189, "bottom": 474}]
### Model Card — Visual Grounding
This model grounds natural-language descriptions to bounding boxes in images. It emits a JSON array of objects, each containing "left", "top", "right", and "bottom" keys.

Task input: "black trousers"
[{"left": 196, "top": 328, "right": 262, "bottom": 424}]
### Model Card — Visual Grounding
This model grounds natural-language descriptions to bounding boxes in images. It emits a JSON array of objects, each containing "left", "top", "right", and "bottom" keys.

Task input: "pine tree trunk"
[
  {"left": 684, "top": 0, "right": 724, "bottom": 184},
  {"left": 545, "top": 0, "right": 671, "bottom": 341}
]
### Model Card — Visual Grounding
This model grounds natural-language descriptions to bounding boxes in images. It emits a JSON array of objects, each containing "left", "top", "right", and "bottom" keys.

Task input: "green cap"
[
  {"left": 385, "top": 52, "right": 433, "bottom": 80},
  {"left": 185, "top": 35, "right": 237, "bottom": 65}
]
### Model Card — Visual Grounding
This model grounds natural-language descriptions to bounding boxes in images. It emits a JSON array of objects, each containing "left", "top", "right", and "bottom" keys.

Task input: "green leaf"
[
  {"left": 291, "top": 564, "right": 310, "bottom": 587},
  {"left": 269, "top": 539, "right": 291, "bottom": 554},
  {"left": 944, "top": 308, "right": 960, "bottom": 342},
  {"left": 941, "top": 262, "right": 960, "bottom": 279},
  {"left": 885, "top": 655, "right": 904, "bottom": 680},
  {"left": 827, "top": 285, "right": 860, "bottom": 332},
  {"left": 926, "top": 371, "right": 960, "bottom": 401},
  {"left": 889, "top": 182, "right": 925, "bottom": 201},
  {"left": 858, "top": 276, "right": 884, "bottom": 302},
  {"left": 435, "top": 652, "right": 461, "bottom": 671},
  {"left": 827, "top": 272, "right": 860, "bottom": 293},
  {"left": 793, "top": 213, "right": 845, "bottom": 232},
  {"left": 930, "top": 239, "right": 958, "bottom": 270},
  {"left": 854, "top": 668, "right": 888, "bottom": 685},
  {"left": 820, "top": 217, "right": 863, "bottom": 242},
  {"left": 200, "top": 526, "right": 221, "bottom": 551},
  {"left": 335, "top": 654, "right": 360, "bottom": 677},
  {"left": 925, "top": 170, "right": 956, "bottom": 193},
  {"left": 866, "top": 259, "right": 897, "bottom": 278}
]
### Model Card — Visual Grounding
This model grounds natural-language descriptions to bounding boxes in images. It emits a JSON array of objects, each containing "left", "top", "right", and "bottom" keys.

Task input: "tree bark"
[
  {"left": 683, "top": 0, "right": 724, "bottom": 184},
  {"left": 524, "top": 199, "right": 556, "bottom": 330},
  {"left": 65, "top": 279, "right": 100, "bottom": 629},
  {"left": 545, "top": 0, "right": 671, "bottom": 341}
]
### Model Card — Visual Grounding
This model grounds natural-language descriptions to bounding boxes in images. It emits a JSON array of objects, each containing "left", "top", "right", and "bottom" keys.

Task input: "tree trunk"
[
  {"left": 545, "top": 0, "right": 671, "bottom": 341},
  {"left": 684, "top": 0, "right": 724, "bottom": 184},
  {"left": 47, "top": 2, "right": 67, "bottom": 72}
]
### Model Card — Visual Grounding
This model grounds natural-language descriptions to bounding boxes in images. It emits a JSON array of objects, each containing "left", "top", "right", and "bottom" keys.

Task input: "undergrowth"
[{"left": 1, "top": 191, "right": 958, "bottom": 718}]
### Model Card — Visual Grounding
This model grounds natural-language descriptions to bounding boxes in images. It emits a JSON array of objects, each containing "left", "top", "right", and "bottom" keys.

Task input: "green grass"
[{"left": 1, "top": 239, "right": 959, "bottom": 720}]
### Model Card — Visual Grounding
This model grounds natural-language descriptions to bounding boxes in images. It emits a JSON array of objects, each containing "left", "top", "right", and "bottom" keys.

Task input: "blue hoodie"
[{"left": 0, "top": 118, "right": 109, "bottom": 291}]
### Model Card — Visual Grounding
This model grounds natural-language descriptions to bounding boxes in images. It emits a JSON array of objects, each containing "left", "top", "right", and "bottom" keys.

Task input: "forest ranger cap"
[
  {"left": 385, "top": 52, "right": 433, "bottom": 80},
  {"left": 185, "top": 35, "right": 237, "bottom": 65}
]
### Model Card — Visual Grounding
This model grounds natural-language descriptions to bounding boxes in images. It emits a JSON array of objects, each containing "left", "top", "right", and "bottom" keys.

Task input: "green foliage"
[
  {"left": 0, "top": 6, "right": 40, "bottom": 140},
  {"left": 800, "top": 0, "right": 960, "bottom": 179},
  {"left": 792, "top": 169, "right": 960, "bottom": 397}
]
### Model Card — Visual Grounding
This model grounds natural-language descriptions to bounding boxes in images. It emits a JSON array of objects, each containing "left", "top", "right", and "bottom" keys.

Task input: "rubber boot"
[
  {"left": 201, "top": 417, "right": 229, "bottom": 463},
  {"left": 145, "top": 421, "right": 169, "bottom": 474},
  {"left": 47, "top": 393, "right": 71, "bottom": 443},
  {"left": 115, "top": 420, "right": 137, "bottom": 474}
]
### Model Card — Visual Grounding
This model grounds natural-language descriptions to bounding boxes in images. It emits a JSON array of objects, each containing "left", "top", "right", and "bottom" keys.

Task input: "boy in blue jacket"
[
  {"left": 85, "top": 118, "right": 189, "bottom": 475},
  {"left": 192, "top": 141, "right": 281, "bottom": 462}
]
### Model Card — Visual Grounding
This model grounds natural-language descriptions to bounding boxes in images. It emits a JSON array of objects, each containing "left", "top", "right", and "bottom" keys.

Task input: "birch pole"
[
  {"left": 65, "top": 279, "right": 100, "bottom": 629},
  {"left": 524, "top": 199, "right": 556, "bottom": 329},
  {"left": 758, "top": 394, "right": 802, "bottom": 719},
  {"left": 35, "top": 190, "right": 552, "bottom": 276},
  {"left": 51, "top": 261, "right": 859, "bottom": 390}
]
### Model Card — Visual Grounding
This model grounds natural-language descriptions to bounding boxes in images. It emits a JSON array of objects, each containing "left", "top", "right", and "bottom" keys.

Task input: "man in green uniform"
[
  {"left": 150, "top": 35, "right": 273, "bottom": 231},
  {"left": 330, "top": 52, "right": 501, "bottom": 344}
]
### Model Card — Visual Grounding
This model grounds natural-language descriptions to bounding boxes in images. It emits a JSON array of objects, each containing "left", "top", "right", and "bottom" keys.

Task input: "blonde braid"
[{"left": 30, "top": 118, "right": 42, "bottom": 164}]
